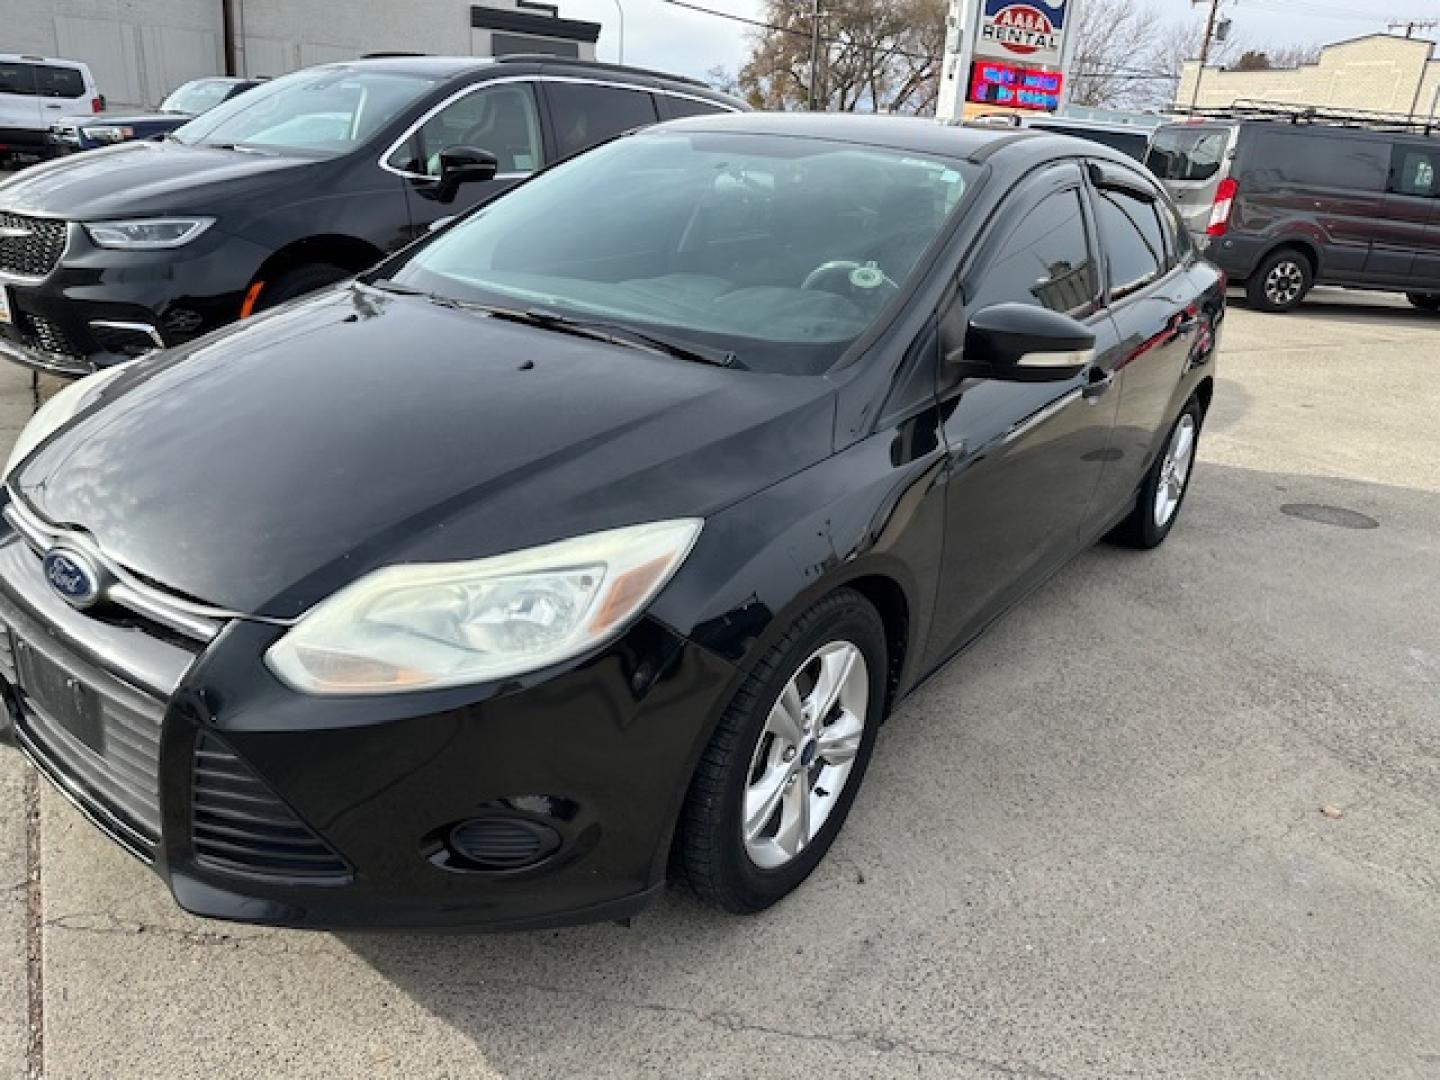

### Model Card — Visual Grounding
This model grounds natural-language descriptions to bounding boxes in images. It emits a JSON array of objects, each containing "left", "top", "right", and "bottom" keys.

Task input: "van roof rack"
[
  {"left": 1170, "top": 99, "right": 1439, "bottom": 135},
  {"left": 491, "top": 54, "right": 710, "bottom": 90}
]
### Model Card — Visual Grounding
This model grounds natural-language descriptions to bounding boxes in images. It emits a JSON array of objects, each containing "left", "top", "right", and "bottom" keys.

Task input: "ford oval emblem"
[{"left": 42, "top": 548, "right": 102, "bottom": 609}]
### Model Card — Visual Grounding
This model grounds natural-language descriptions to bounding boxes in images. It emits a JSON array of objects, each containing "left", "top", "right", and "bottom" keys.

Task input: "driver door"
[
  {"left": 927, "top": 162, "right": 1125, "bottom": 660},
  {"left": 389, "top": 82, "right": 544, "bottom": 239}
]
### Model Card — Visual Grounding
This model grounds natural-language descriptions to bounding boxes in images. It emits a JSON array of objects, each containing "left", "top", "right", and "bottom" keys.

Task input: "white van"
[{"left": 0, "top": 54, "right": 100, "bottom": 166}]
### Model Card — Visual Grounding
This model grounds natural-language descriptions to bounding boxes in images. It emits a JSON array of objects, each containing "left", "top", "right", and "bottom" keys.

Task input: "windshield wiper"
[
  {"left": 360, "top": 286, "right": 738, "bottom": 367},
  {"left": 476, "top": 305, "right": 738, "bottom": 368}
]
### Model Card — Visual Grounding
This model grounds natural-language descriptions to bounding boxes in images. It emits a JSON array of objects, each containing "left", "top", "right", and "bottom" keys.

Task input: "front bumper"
[
  {"left": 0, "top": 221, "right": 269, "bottom": 373},
  {"left": 0, "top": 526, "right": 738, "bottom": 929}
]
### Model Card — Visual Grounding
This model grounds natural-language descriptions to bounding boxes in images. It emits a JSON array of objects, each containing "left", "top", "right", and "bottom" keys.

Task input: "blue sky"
[{"left": 556, "top": 0, "right": 1440, "bottom": 83}]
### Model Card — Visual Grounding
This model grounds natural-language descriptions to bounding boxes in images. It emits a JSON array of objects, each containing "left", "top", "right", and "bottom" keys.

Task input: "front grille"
[
  {"left": 191, "top": 734, "right": 350, "bottom": 884},
  {"left": 0, "top": 212, "right": 67, "bottom": 278},
  {"left": 0, "top": 605, "right": 166, "bottom": 859}
]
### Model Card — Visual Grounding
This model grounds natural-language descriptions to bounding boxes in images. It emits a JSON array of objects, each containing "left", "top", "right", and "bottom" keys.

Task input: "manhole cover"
[{"left": 1280, "top": 503, "right": 1379, "bottom": 530}]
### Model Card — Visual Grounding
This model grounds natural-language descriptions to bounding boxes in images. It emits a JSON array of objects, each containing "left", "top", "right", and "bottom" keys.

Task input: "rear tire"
[
  {"left": 679, "top": 588, "right": 887, "bottom": 914},
  {"left": 255, "top": 264, "right": 351, "bottom": 312},
  {"left": 1406, "top": 292, "right": 1440, "bottom": 312},
  {"left": 1110, "top": 397, "right": 1202, "bottom": 550},
  {"left": 1245, "top": 249, "right": 1312, "bottom": 312}
]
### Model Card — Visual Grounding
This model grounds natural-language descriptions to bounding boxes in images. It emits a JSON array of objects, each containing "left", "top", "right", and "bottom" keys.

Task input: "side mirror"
[
  {"left": 433, "top": 146, "right": 498, "bottom": 203},
  {"left": 956, "top": 302, "right": 1096, "bottom": 382}
]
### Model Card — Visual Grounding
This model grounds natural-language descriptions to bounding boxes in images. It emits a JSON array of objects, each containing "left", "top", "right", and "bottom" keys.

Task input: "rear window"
[
  {"left": 1145, "top": 126, "right": 1229, "bottom": 182},
  {"left": 0, "top": 62, "right": 36, "bottom": 97},
  {"left": 1242, "top": 129, "right": 1387, "bottom": 193},
  {"left": 35, "top": 65, "right": 85, "bottom": 99},
  {"left": 662, "top": 96, "right": 732, "bottom": 120}
]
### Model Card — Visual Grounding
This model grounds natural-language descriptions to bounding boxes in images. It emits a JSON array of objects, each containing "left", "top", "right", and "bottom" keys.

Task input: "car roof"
[
  {"left": 645, "top": 111, "right": 1145, "bottom": 169},
  {"left": 313, "top": 55, "right": 730, "bottom": 100},
  {"left": 0, "top": 53, "right": 92, "bottom": 71}
]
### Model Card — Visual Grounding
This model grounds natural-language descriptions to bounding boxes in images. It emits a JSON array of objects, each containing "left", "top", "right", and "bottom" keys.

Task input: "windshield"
[
  {"left": 387, "top": 130, "right": 974, "bottom": 375},
  {"left": 160, "top": 79, "right": 237, "bottom": 115},
  {"left": 171, "top": 67, "right": 435, "bottom": 156},
  {"left": 1145, "top": 126, "right": 1230, "bottom": 183}
]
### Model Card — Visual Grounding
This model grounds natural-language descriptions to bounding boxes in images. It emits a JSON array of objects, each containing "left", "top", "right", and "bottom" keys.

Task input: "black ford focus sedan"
[{"left": 0, "top": 114, "right": 1222, "bottom": 930}]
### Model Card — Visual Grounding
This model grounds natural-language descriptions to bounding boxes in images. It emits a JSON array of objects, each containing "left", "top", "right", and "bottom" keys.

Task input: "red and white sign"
[{"left": 977, "top": 0, "right": 1067, "bottom": 67}]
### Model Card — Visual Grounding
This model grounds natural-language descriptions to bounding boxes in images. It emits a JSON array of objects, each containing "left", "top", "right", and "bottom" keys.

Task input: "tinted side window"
[
  {"left": 0, "top": 62, "right": 36, "bottom": 97},
  {"left": 391, "top": 83, "right": 542, "bottom": 176},
  {"left": 1242, "top": 130, "right": 1387, "bottom": 192},
  {"left": 972, "top": 188, "right": 1099, "bottom": 315},
  {"left": 548, "top": 83, "right": 658, "bottom": 159},
  {"left": 1389, "top": 144, "right": 1440, "bottom": 198},
  {"left": 1095, "top": 189, "right": 1163, "bottom": 297},
  {"left": 35, "top": 65, "right": 85, "bottom": 98},
  {"left": 661, "top": 95, "right": 732, "bottom": 120}
]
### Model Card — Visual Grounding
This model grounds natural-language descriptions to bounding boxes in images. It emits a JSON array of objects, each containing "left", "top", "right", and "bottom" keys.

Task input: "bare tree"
[
  {"left": 737, "top": 0, "right": 944, "bottom": 113},
  {"left": 1069, "top": 0, "right": 1241, "bottom": 110}
]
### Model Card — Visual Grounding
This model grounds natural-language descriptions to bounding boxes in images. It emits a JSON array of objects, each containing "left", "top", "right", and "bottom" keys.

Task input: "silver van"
[{"left": 0, "top": 54, "right": 101, "bottom": 167}]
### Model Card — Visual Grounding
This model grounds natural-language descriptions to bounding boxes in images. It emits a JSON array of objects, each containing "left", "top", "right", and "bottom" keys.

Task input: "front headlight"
[
  {"left": 81, "top": 125, "right": 134, "bottom": 144},
  {"left": 3, "top": 363, "right": 131, "bottom": 480},
  {"left": 84, "top": 217, "right": 214, "bottom": 250},
  {"left": 265, "top": 519, "right": 703, "bottom": 695}
]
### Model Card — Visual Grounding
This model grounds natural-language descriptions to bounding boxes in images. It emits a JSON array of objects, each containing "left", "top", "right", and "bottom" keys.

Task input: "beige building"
[{"left": 1177, "top": 33, "right": 1440, "bottom": 119}]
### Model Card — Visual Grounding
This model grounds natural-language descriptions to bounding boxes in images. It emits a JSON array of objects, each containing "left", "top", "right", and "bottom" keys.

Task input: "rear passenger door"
[
  {"left": 1084, "top": 163, "right": 1199, "bottom": 520},
  {"left": 655, "top": 94, "right": 735, "bottom": 121},
  {"left": 0, "top": 61, "right": 41, "bottom": 136},
  {"left": 539, "top": 80, "right": 658, "bottom": 162},
  {"left": 1375, "top": 142, "right": 1440, "bottom": 287}
]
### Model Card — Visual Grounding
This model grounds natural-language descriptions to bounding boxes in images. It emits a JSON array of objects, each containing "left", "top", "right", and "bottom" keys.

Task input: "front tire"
[
  {"left": 255, "top": 263, "right": 351, "bottom": 312},
  {"left": 679, "top": 589, "right": 887, "bottom": 914},
  {"left": 1245, "top": 249, "right": 1312, "bottom": 312},
  {"left": 1110, "top": 398, "right": 1202, "bottom": 550}
]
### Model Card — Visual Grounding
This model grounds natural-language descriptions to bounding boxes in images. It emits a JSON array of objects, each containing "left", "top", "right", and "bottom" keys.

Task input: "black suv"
[
  {"left": 0, "top": 56, "right": 742, "bottom": 373},
  {"left": 1147, "top": 107, "right": 1440, "bottom": 312}
]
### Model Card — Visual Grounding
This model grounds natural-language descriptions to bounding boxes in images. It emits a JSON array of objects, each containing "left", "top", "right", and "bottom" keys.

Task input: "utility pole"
[
  {"left": 1388, "top": 19, "right": 1439, "bottom": 38},
  {"left": 1188, "top": 0, "right": 1222, "bottom": 111},
  {"left": 806, "top": 0, "right": 824, "bottom": 111}
]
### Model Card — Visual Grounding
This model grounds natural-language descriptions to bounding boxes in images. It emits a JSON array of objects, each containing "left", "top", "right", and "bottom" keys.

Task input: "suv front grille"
[
  {"left": 0, "top": 213, "right": 67, "bottom": 278},
  {"left": 191, "top": 734, "right": 350, "bottom": 884}
]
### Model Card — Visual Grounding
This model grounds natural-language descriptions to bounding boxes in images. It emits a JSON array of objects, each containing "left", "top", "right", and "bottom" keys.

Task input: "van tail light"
[
  {"left": 90, "top": 96, "right": 102, "bottom": 114},
  {"left": 1206, "top": 177, "right": 1238, "bottom": 237}
]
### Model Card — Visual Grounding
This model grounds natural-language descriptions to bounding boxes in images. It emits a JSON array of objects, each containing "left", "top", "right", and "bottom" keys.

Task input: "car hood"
[
  {"left": 12, "top": 287, "right": 836, "bottom": 618},
  {"left": 0, "top": 138, "right": 315, "bottom": 218}
]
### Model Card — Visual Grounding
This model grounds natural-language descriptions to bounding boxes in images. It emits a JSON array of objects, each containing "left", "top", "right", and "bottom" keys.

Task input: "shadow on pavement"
[{"left": 338, "top": 461, "right": 1440, "bottom": 1078}]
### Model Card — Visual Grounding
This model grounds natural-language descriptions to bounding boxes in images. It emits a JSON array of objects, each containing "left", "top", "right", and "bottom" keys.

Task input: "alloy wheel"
[
  {"left": 1154, "top": 413, "right": 1197, "bottom": 528},
  {"left": 742, "top": 641, "right": 870, "bottom": 870},
  {"left": 1264, "top": 260, "right": 1305, "bottom": 307}
]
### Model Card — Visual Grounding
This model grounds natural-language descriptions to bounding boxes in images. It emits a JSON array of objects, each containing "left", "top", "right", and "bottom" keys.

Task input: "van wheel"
[
  {"left": 255, "top": 264, "right": 351, "bottom": 312},
  {"left": 1406, "top": 292, "right": 1440, "bottom": 312},
  {"left": 678, "top": 589, "right": 886, "bottom": 914},
  {"left": 1246, "top": 249, "right": 1312, "bottom": 312}
]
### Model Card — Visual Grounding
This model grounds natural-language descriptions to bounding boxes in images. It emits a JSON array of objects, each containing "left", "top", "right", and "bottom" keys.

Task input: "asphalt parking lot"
[{"left": 1, "top": 289, "right": 1437, "bottom": 1078}]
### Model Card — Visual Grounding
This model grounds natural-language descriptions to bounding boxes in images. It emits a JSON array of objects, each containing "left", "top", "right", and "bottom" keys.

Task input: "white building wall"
[
  {"left": 6, "top": 0, "right": 223, "bottom": 108},
  {"left": 232, "top": 0, "right": 475, "bottom": 78}
]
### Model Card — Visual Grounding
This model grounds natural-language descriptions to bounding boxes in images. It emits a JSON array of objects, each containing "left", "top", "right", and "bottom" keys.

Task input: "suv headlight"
[
  {"left": 81, "top": 125, "right": 134, "bottom": 144},
  {"left": 84, "top": 217, "right": 214, "bottom": 250},
  {"left": 3, "top": 363, "right": 131, "bottom": 480},
  {"left": 265, "top": 519, "right": 703, "bottom": 695}
]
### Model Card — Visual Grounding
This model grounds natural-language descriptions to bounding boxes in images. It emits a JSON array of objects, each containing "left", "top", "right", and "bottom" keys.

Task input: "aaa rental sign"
[{"left": 977, "top": 0, "right": 1068, "bottom": 67}]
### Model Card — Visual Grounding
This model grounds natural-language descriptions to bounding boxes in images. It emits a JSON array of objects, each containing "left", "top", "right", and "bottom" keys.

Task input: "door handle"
[{"left": 1082, "top": 368, "right": 1114, "bottom": 401}]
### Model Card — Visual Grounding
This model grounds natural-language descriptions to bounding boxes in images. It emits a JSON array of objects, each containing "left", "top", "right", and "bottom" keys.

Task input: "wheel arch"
[
  {"left": 1260, "top": 237, "right": 1320, "bottom": 279},
  {"left": 245, "top": 234, "right": 387, "bottom": 313}
]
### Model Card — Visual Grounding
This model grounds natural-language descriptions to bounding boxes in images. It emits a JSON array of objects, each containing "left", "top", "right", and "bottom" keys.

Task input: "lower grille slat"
[{"left": 191, "top": 734, "right": 350, "bottom": 884}]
